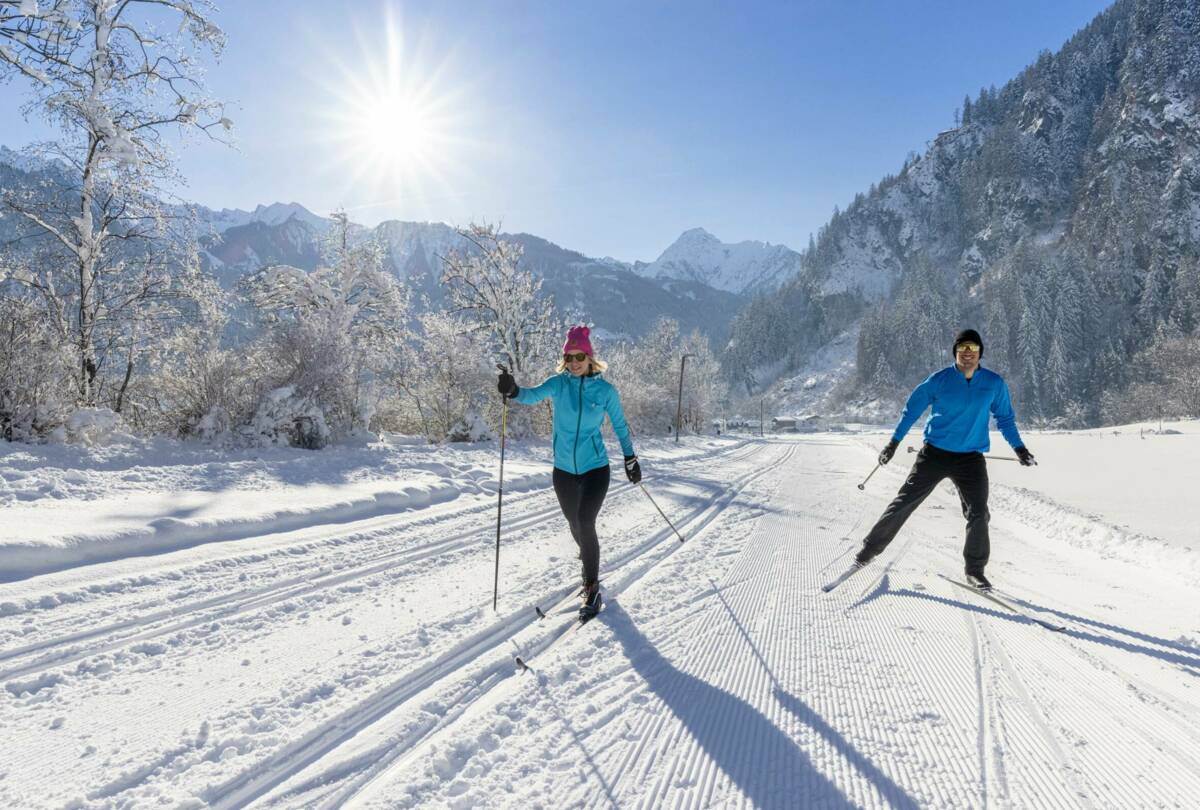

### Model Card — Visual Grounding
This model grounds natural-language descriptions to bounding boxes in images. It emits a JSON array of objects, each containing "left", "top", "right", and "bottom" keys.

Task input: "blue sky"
[{"left": 0, "top": 0, "right": 1113, "bottom": 262}]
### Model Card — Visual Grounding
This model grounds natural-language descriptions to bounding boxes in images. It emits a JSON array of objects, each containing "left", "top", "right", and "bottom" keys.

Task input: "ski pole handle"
[{"left": 857, "top": 462, "right": 880, "bottom": 490}]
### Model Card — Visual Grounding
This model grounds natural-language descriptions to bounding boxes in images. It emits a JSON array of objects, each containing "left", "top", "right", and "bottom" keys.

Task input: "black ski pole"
[
  {"left": 638, "top": 483, "right": 686, "bottom": 542},
  {"left": 493, "top": 364, "right": 510, "bottom": 612},
  {"left": 857, "top": 463, "right": 881, "bottom": 490}
]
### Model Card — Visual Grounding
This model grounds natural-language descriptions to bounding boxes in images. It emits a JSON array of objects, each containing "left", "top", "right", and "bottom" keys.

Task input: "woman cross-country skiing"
[{"left": 496, "top": 325, "right": 640, "bottom": 622}]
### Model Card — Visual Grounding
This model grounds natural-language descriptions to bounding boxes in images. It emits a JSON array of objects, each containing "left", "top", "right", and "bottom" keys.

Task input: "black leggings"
[{"left": 552, "top": 465, "right": 610, "bottom": 586}]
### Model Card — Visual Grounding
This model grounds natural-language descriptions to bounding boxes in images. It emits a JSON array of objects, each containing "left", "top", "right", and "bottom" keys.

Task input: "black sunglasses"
[{"left": 563, "top": 352, "right": 588, "bottom": 362}]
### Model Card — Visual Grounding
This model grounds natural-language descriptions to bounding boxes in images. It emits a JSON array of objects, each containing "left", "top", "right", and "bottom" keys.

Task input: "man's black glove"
[
  {"left": 878, "top": 439, "right": 899, "bottom": 466},
  {"left": 497, "top": 370, "right": 518, "bottom": 398},
  {"left": 1015, "top": 446, "right": 1036, "bottom": 466},
  {"left": 624, "top": 455, "right": 642, "bottom": 484}
]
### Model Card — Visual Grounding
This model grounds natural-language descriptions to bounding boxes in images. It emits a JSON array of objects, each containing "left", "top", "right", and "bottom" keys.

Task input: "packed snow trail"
[
  {"left": 336, "top": 435, "right": 1200, "bottom": 809},
  {"left": 2, "top": 431, "right": 1199, "bottom": 808}
]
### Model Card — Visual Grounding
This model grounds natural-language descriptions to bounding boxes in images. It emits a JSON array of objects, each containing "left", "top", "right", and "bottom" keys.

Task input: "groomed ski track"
[
  {"left": 337, "top": 436, "right": 1200, "bottom": 809},
  {"left": 3, "top": 434, "right": 1199, "bottom": 808}
]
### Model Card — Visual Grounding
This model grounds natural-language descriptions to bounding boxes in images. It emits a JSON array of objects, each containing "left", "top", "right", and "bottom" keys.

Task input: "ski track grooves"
[
  {"left": 0, "top": 442, "right": 765, "bottom": 684},
  {"left": 926, "top": 529, "right": 1200, "bottom": 806},
  {"left": 200, "top": 442, "right": 793, "bottom": 810}
]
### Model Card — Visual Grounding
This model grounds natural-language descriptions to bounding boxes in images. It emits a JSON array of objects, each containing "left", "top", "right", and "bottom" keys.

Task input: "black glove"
[
  {"left": 1015, "top": 446, "right": 1036, "bottom": 466},
  {"left": 878, "top": 439, "right": 899, "bottom": 466},
  {"left": 497, "top": 370, "right": 518, "bottom": 398},
  {"left": 624, "top": 455, "right": 642, "bottom": 484}
]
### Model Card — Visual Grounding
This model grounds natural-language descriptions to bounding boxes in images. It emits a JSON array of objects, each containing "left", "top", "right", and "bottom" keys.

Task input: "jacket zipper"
[{"left": 573, "top": 375, "right": 584, "bottom": 473}]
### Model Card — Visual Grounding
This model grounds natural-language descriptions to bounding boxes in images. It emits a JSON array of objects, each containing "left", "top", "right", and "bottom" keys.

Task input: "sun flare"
[
  {"left": 312, "top": 10, "right": 476, "bottom": 216},
  {"left": 350, "top": 90, "right": 438, "bottom": 172}
]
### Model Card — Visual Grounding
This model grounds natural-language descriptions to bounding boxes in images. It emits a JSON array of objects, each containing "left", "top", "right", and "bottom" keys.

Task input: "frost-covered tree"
[
  {"left": 0, "top": 289, "right": 74, "bottom": 439},
  {"left": 245, "top": 221, "right": 408, "bottom": 443},
  {"left": 607, "top": 318, "right": 723, "bottom": 435},
  {"left": 439, "top": 223, "right": 561, "bottom": 376},
  {"left": 0, "top": 0, "right": 228, "bottom": 407},
  {"left": 394, "top": 309, "right": 494, "bottom": 442}
]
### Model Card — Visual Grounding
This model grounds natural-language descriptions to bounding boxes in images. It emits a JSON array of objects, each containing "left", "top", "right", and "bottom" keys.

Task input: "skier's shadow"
[
  {"left": 881, "top": 587, "right": 1200, "bottom": 672},
  {"left": 606, "top": 599, "right": 917, "bottom": 809}
]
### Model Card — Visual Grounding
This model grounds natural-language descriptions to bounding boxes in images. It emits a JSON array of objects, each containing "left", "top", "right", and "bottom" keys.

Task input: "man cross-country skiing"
[{"left": 852, "top": 329, "right": 1035, "bottom": 590}]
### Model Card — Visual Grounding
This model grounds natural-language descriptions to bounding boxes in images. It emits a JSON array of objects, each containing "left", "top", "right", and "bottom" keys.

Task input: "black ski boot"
[
  {"left": 579, "top": 582, "right": 603, "bottom": 623},
  {"left": 965, "top": 569, "right": 992, "bottom": 592}
]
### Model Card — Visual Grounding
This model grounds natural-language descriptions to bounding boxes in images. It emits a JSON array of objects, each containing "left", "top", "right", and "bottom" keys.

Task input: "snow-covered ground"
[{"left": 2, "top": 425, "right": 1198, "bottom": 808}]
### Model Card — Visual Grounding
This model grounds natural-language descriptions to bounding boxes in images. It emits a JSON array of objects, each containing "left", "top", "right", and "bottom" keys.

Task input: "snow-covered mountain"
[
  {"left": 197, "top": 202, "right": 334, "bottom": 234},
  {"left": 193, "top": 216, "right": 745, "bottom": 347},
  {"left": 636, "top": 227, "right": 800, "bottom": 295},
  {"left": 727, "top": 0, "right": 1200, "bottom": 427}
]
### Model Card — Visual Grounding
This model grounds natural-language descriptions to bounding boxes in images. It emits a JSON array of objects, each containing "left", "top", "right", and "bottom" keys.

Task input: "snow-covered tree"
[
  {"left": 245, "top": 220, "right": 408, "bottom": 443},
  {"left": 393, "top": 309, "right": 494, "bottom": 442},
  {"left": 607, "top": 318, "right": 724, "bottom": 436},
  {"left": 0, "top": 0, "right": 228, "bottom": 407},
  {"left": 439, "top": 223, "right": 561, "bottom": 376}
]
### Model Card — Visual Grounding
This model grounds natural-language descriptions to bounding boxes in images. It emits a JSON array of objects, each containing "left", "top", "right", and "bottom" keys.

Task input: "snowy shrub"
[
  {"left": 605, "top": 318, "right": 724, "bottom": 436},
  {"left": 243, "top": 386, "right": 330, "bottom": 449},
  {"left": 394, "top": 310, "right": 496, "bottom": 442},
  {"left": 50, "top": 407, "right": 132, "bottom": 446},
  {"left": 446, "top": 409, "right": 495, "bottom": 443},
  {"left": 245, "top": 223, "right": 408, "bottom": 442},
  {"left": 0, "top": 294, "right": 76, "bottom": 441}
]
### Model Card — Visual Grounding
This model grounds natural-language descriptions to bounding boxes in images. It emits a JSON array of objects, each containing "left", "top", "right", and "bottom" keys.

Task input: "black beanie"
[{"left": 952, "top": 329, "right": 984, "bottom": 357}]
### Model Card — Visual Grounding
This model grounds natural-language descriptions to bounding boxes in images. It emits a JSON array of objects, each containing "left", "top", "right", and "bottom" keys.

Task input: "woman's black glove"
[
  {"left": 624, "top": 455, "right": 642, "bottom": 484},
  {"left": 497, "top": 370, "right": 518, "bottom": 398}
]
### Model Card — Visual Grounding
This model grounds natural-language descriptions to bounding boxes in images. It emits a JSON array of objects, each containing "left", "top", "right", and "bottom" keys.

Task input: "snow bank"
[{"left": 0, "top": 434, "right": 736, "bottom": 583}]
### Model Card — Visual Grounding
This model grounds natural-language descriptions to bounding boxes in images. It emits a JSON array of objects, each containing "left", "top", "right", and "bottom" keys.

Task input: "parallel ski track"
[
  {"left": 954, "top": 580, "right": 1089, "bottom": 809},
  {"left": 2, "top": 440, "right": 759, "bottom": 637},
  {"left": 201, "top": 442, "right": 795, "bottom": 810},
  {"left": 555, "top": 441, "right": 929, "bottom": 808},
  {"left": 0, "top": 441, "right": 765, "bottom": 683},
  {"left": 324, "top": 442, "right": 798, "bottom": 810},
  {"left": 927, "top": 543, "right": 1200, "bottom": 806}
]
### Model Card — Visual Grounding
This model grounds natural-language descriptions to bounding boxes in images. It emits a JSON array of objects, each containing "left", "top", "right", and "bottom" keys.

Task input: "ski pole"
[
  {"left": 857, "top": 463, "right": 880, "bottom": 490},
  {"left": 638, "top": 483, "right": 686, "bottom": 543},
  {"left": 493, "top": 364, "right": 510, "bottom": 612},
  {"left": 906, "top": 445, "right": 1020, "bottom": 462}
]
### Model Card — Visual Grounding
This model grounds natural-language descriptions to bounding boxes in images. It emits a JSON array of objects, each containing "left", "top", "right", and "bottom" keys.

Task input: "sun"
[
  {"left": 347, "top": 89, "right": 439, "bottom": 175},
  {"left": 311, "top": 10, "right": 477, "bottom": 217}
]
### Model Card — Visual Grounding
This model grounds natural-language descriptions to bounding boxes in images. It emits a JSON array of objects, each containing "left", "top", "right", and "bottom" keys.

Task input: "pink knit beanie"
[{"left": 563, "top": 325, "right": 594, "bottom": 356}]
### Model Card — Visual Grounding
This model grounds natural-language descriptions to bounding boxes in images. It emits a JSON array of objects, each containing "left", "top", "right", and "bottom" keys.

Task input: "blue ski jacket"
[
  {"left": 513, "top": 371, "right": 635, "bottom": 474},
  {"left": 892, "top": 365, "right": 1024, "bottom": 454}
]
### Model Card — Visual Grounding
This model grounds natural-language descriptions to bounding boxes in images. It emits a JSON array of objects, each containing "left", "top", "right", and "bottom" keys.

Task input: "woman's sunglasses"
[{"left": 563, "top": 352, "right": 588, "bottom": 362}]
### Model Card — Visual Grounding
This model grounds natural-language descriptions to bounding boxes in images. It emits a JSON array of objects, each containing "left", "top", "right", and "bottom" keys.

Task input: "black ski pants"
[
  {"left": 552, "top": 464, "right": 610, "bottom": 586},
  {"left": 859, "top": 443, "right": 991, "bottom": 573}
]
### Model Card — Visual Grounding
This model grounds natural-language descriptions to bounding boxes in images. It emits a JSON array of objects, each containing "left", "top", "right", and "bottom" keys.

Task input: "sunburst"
[{"left": 309, "top": 7, "right": 477, "bottom": 219}]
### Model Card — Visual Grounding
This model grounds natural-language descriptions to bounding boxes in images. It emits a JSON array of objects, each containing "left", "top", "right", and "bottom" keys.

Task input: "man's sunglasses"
[
  {"left": 955, "top": 342, "right": 981, "bottom": 353},
  {"left": 563, "top": 352, "right": 589, "bottom": 362}
]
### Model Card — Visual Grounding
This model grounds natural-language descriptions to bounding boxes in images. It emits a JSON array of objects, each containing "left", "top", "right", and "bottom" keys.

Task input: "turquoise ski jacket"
[
  {"left": 513, "top": 371, "right": 635, "bottom": 474},
  {"left": 893, "top": 365, "right": 1024, "bottom": 454}
]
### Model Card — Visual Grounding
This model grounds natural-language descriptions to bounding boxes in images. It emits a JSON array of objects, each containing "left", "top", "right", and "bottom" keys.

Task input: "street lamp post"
[
  {"left": 759, "top": 398, "right": 764, "bottom": 437},
  {"left": 675, "top": 353, "right": 694, "bottom": 443}
]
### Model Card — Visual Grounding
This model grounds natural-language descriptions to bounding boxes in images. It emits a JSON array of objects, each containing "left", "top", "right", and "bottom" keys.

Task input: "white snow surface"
[{"left": 2, "top": 426, "right": 1199, "bottom": 808}]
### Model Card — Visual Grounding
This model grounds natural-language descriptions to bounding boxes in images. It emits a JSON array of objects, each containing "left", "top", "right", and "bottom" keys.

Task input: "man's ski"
[
  {"left": 939, "top": 574, "right": 1066, "bottom": 632},
  {"left": 821, "top": 562, "right": 865, "bottom": 593}
]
